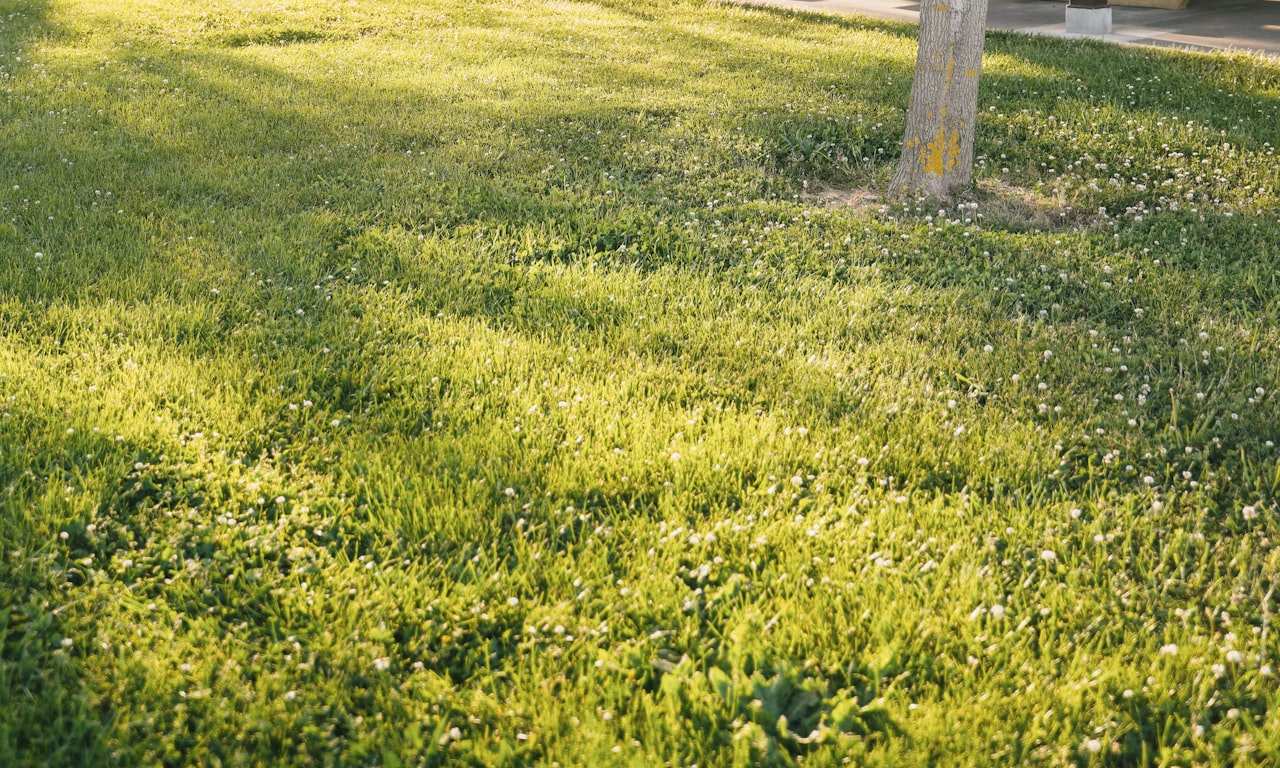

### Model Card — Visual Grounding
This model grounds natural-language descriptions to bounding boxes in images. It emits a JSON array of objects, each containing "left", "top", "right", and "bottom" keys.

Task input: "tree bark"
[{"left": 889, "top": 0, "right": 989, "bottom": 200}]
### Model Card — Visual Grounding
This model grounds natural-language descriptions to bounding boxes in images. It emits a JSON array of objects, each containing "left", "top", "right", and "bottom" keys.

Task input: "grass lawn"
[{"left": 3, "top": 0, "right": 1280, "bottom": 764}]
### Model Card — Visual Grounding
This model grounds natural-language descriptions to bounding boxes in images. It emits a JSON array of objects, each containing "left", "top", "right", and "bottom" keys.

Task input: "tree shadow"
[
  {"left": 2, "top": 0, "right": 1276, "bottom": 471},
  {"left": 3, "top": 0, "right": 1276, "bottom": 497},
  {"left": 3, "top": 2, "right": 1280, "bottom": 760}
]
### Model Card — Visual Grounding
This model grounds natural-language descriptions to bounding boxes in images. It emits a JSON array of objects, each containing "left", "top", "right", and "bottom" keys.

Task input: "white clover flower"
[
  {"left": 1159, "top": 643, "right": 1179, "bottom": 655},
  {"left": 284, "top": 690, "right": 298, "bottom": 701},
  {"left": 1039, "top": 550, "right": 1057, "bottom": 563},
  {"left": 373, "top": 657, "right": 390, "bottom": 671},
  {"left": 989, "top": 604, "right": 1005, "bottom": 620},
  {"left": 1084, "top": 739, "right": 1102, "bottom": 753},
  {"left": 1226, "top": 650, "right": 1243, "bottom": 664}
]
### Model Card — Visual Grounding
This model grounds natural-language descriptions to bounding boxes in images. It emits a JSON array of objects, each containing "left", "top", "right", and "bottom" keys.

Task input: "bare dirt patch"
[
  {"left": 805, "top": 184, "right": 883, "bottom": 214},
  {"left": 969, "top": 180, "right": 1095, "bottom": 232},
  {"left": 808, "top": 179, "right": 1101, "bottom": 232}
]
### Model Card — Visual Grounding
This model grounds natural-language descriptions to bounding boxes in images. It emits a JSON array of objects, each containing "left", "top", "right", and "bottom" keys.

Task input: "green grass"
[{"left": 2, "top": 0, "right": 1280, "bottom": 764}]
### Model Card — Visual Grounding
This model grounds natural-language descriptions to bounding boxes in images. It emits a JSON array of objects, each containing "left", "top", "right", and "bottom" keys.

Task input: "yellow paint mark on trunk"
[{"left": 922, "top": 123, "right": 960, "bottom": 178}]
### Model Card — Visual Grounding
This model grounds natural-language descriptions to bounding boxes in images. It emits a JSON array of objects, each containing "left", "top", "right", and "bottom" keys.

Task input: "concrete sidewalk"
[{"left": 750, "top": 0, "right": 1280, "bottom": 56}]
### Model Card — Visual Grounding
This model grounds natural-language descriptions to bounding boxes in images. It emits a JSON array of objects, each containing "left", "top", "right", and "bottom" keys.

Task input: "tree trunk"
[{"left": 889, "top": 0, "right": 989, "bottom": 200}]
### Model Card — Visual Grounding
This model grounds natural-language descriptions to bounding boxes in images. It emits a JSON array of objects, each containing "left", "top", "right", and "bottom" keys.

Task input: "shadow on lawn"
[
  {"left": 4, "top": 0, "right": 1277, "bottom": 465},
  {"left": 0, "top": 3, "right": 116, "bottom": 761},
  {"left": 11, "top": 2, "right": 1274, "bottom": 292},
  {"left": 5, "top": 0, "right": 1278, "bottom": 468},
  {"left": 3, "top": 3, "right": 1280, "bottom": 762},
  {"left": 0, "top": 426, "right": 128, "bottom": 765}
]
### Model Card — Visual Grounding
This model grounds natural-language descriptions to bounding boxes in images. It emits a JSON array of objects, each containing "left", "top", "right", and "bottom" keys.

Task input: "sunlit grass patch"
[{"left": 2, "top": 0, "right": 1280, "bottom": 765}]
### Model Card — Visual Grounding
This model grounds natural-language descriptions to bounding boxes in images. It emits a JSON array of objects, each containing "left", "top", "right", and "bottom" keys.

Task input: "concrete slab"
[
  {"left": 1066, "top": 5, "right": 1113, "bottom": 34},
  {"left": 743, "top": 0, "right": 1280, "bottom": 56}
]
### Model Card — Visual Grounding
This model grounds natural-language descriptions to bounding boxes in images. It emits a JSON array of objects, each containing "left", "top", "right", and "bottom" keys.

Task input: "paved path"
[{"left": 749, "top": 0, "right": 1280, "bottom": 56}]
